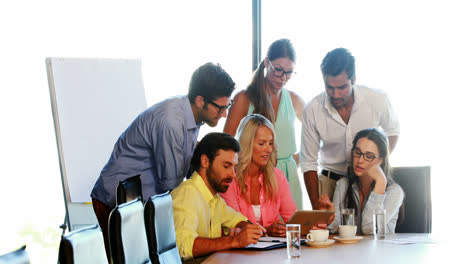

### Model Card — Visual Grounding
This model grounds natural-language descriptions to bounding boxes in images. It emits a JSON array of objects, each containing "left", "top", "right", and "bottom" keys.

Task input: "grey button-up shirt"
[
  {"left": 329, "top": 177, "right": 404, "bottom": 235},
  {"left": 91, "top": 96, "right": 201, "bottom": 207}
]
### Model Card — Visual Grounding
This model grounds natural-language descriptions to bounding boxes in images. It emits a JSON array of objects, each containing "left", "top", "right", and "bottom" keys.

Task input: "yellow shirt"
[{"left": 171, "top": 172, "right": 247, "bottom": 259}]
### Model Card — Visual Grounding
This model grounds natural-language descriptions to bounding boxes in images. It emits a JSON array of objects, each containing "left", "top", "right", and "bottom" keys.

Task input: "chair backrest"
[
  {"left": 109, "top": 198, "right": 151, "bottom": 264},
  {"left": 393, "top": 166, "right": 432, "bottom": 233},
  {"left": 58, "top": 224, "right": 107, "bottom": 264},
  {"left": 0, "top": 245, "right": 29, "bottom": 264},
  {"left": 144, "top": 192, "right": 181, "bottom": 264},
  {"left": 116, "top": 174, "right": 143, "bottom": 206}
]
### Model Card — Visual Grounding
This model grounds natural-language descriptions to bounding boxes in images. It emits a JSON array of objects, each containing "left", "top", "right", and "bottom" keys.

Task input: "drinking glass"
[
  {"left": 341, "top": 208, "right": 355, "bottom": 225},
  {"left": 374, "top": 209, "right": 386, "bottom": 240},
  {"left": 286, "top": 224, "right": 301, "bottom": 259}
]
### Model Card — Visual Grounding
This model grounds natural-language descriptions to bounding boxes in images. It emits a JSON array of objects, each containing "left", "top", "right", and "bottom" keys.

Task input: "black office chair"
[
  {"left": 144, "top": 192, "right": 182, "bottom": 264},
  {"left": 116, "top": 174, "right": 143, "bottom": 206},
  {"left": 58, "top": 224, "right": 108, "bottom": 264},
  {"left": 0, "top": 245, "right": 30, "bottom": 264},
  {"left": 109, "top": 198, "right": 151, "bottom": 264},
  {"left": 393, "top": 166, "right": 432, "bottom": 233}
]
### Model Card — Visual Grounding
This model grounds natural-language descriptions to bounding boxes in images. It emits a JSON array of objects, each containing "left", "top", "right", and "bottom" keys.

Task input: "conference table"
[{"left": 202, "top": 233, "right": 453, "bottom": 264}]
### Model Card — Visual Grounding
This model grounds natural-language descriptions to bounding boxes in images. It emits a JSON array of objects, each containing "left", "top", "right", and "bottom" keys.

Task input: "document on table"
[
  {"left": 245, "top": 237, "right": 307, "bottom": 250},
  {"left": 245, "top": 241, "right": 286, "bottom": 249},
  {"left": 258, "top": 237, "right": 288, "bottom": 243},
  {"left": 245, "top": 236, "right": 287, "bottom": 249}
]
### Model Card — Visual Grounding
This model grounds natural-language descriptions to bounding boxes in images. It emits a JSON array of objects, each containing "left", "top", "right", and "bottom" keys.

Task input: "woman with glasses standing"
[
  {"left": 324, "top": 128, "right": 404, "bottom": 234},
  {"left": 224, "top": 39, "right": 305, "bottom": 209}
]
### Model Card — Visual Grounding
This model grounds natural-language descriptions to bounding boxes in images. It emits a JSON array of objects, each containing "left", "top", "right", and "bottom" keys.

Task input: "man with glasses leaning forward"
[
  {"left": 300, "top": 48, "right": 400, "bottom": 210},
  {"left": 91, "top": 62, "right": 235, "bottom": 261}
]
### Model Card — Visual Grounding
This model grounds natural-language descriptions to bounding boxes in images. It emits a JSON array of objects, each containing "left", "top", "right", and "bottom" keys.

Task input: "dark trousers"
[{"left": 92, "top": 198, "right": 113, "bottom": 264}]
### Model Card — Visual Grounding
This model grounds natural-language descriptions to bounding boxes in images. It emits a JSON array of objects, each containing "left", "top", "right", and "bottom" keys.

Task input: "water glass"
[
  {"left": 286, "top": 224, "right": 301, "bottom": 259},
  {"left": 374, "top": 209, "right": 386, "bottom": 240},
  {"left": 341, "top": 208, "right": 355, "bottom": 225}
]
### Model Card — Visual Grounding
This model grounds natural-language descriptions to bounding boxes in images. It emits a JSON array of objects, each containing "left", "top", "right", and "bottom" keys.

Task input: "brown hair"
[
  {"left": 345, "top": 128, "right": 395, "bottom": 211},
  {"left": 245, "top": 39, "right": 296, "bottom": 123}
]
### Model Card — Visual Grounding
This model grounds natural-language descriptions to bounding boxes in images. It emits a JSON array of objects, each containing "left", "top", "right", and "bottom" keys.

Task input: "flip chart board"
[{"left": 46, "top": 58, "right": 147, "bottom": 230}]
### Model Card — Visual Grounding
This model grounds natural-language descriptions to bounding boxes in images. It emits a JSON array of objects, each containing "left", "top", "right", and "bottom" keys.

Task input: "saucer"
[
  {"left": 305, "top": 239, "right": 335, "bottom": 248},
  {"left": 333, "top": 236, "right": 364, "bottom": 244}
]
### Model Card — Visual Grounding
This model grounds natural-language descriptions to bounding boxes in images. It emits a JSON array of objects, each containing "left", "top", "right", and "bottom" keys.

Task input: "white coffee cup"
[
  {"left": 306, "top": 229, "right": 329, "bottom": 242},
  {"left": 338, "top": 225, "right": 357, "bottom": 238}
]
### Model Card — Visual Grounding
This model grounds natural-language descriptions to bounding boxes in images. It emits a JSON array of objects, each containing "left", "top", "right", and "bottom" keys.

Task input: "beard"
[
  {"left": 204, "top": 117, "right": 219, "bottom": 127},
  {"left": 206, "top": 165, "right": 232, "bottom": 193},
  {"left": 330, "top": 97, "right": 344, "bottom": 108},
  {"left": 200, "top": 106, "right": 220, "bottom": 127}
]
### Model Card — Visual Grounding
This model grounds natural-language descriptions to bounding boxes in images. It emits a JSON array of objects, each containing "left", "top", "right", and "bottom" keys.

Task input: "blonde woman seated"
[
  {"left": 221, "top": 114, "right": 297, "bottom": 237},
  {"left": 326, "top": 128, "right": 404, "bottom": 234}
]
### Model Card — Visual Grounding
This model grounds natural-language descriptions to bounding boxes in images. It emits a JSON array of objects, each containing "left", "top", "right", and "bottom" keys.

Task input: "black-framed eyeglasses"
[
  {"left": 208, "top": 99, "right": 233, "bottom": 115},
  {"left": 352, "top": 148, "right": 381, "bottom": 162},
  {"left": 268, "top": 60, "right": 295, "bottom": 79}
]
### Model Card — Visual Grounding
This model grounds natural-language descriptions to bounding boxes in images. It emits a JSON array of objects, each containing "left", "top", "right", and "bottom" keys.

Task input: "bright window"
[
  {"left": 0, "top": 0, "right": 250, "bottom": 261},
  {"left": 263, "top": 0, "right": 468, "bottom": 233},
  {"left": 1, "top": 1, "right": 466, "bottom": 261}
]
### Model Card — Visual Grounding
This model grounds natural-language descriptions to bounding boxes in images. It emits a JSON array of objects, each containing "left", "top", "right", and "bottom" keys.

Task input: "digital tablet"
[{"left": 287, "top": 210, "right": 334, "bottom": 235}]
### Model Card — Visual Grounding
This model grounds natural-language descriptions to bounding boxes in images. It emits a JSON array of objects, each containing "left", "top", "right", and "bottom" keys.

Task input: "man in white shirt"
[{"left": 300, "top": 48, "right": 399, "bottom": 209}]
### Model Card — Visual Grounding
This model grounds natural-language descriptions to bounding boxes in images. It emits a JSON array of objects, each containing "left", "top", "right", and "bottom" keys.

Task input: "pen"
[{"left": 247, "top": 220, "right": 268, "bottom": 236}]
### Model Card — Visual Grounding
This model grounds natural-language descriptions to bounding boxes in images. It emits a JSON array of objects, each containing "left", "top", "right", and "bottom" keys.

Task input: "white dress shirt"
[{"left": 300, "top": 85, "right": 399, "bottom": 175}]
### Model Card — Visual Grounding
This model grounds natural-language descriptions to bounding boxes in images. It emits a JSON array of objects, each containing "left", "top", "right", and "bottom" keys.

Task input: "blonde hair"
[{"left": 235, "top": 114, "right": 278, "bottom": 202}]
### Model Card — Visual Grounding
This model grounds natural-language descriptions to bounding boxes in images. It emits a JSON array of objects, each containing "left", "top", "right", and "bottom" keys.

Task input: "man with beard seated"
[{"left": 171, "top": 132, "right": 264, "bottom": 261}]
